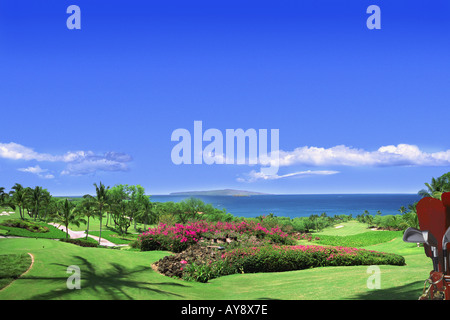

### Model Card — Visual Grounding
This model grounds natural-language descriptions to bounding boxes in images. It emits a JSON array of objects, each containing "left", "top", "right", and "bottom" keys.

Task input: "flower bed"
[
  {"left": 154, "top": 243, "right": 405, "bottom": 283},
  {"left": 220, "top": 245, "right": 405, "bottom": 273},
  {"left": 154, "top": 246, "right": 221, "bottom": 279},
  {"left": 138, "top": 220, "right": 295, "bottom": 253}
]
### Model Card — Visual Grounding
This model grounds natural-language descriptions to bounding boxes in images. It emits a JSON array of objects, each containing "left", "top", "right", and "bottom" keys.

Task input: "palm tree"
[
  {"left": 0, "top": 187, "right": 11, "bottom": 211},
  {"left": 40, "top": 189, "right": 52, "bottom": 220},
  {"left": 29, "top": 186, "right": 44, "bottom": 221},
  {"left": 44, "top": 196, "right": 59, "bottom": 221},
  {"left": 400, "top": 202, "right": 419, "bottom": 229},
  {"left": 137, "top": 196, "right": 153, "bottom": 231},
  {"left": 418, "top": 173, "right": 450, "bottom": 200},
  {"left": 9, "top": 183, "right": 28, "bottom": 220},
  {"left": 87, "top": 182, "right": 110, "bottom": 244},
  {"left": 53, "top": 199, "right": 86, "bottom": 239},
  {"left": 0, "top": 187, "right": 6, "bottom": 204},
  {"left": 23, "top": 186, "right": 34, "bottom": 218},
  {"left": 79, "top": 196, "right": 96, "bottom": 240}
]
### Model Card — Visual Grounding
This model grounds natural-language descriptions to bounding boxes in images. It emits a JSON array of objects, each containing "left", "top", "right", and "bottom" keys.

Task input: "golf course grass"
[{"left": 0, "top": 219, "right": 432, "bottom": 300}]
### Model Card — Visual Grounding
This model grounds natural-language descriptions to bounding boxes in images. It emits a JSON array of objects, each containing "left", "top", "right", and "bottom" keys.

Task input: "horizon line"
[{"left": 53, "top": 192, "right": 420, "bottom": 197}]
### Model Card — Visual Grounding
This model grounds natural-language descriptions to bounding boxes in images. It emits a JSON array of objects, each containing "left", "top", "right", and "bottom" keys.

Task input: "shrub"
[
  {"left": 0, "top": 220, "right": 67, "bottom": 239},
  {"left": 182, "top": 261, "right": 218, "bottom": 283},
  {"left": 180, "top": 244, "right": 405, "bottom": 282},
  {"left": 0, "top": 219, "right": 49, "bottom": 233},
  {"left": 158, "top": 213, "right": 177, "bottom": 226},
  {"left": 223, "top": 245, "right": 405, "bottom": 272},
  {"left": 138, "top": 220, "right": 295, "bottom": 252},
  {"left": 60, "top": 238, "right": 99, "bottom": 247}
]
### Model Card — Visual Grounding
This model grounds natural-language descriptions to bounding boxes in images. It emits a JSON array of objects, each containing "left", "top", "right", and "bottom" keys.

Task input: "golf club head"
[
  {"left": 443, "top": 226, "right": 450, "bottom": 274},
  {"left": 422, "top": 230, "right": 438, "bottom": 248},
  {"left": 403, "top": 227, "right": 438, "bottom": 247},
  {"left": 403, "top": 227, "right": 426, "bottom": 243},
  {"left": 443, "top": 226, "right": 450, "bottom": 249},
  {"left": 403, "top": 227, "right": 434, "bottom": 260}
]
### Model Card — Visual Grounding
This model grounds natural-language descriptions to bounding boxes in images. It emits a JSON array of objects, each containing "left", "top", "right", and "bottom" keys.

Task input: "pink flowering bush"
[
  {"left": 138, "top": 222, "right": 209, "bottom": 252},
  {"left": 181, "top": 244, "right": 405, "bottom": 282},
  {"left": 137, "top": 220, "right": 296, "bottom": 252},
  {"left": 220, "top": 245, "right": 405, "bottom": 273}
]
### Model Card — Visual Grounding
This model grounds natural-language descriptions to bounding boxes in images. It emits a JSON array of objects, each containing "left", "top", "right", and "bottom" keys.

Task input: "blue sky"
[{"left": 1, "top": 0, "right": 450, "bottom": 196}]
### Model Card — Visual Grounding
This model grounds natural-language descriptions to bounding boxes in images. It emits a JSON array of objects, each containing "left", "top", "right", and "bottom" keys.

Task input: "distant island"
[{"left": 169, "top": 189, "right": 270, "bottom": 196}]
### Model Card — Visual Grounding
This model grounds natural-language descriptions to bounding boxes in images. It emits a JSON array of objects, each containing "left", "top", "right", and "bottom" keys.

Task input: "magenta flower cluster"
[
  {"left": 138, "top": 220, "right": 290, "bottom": 248},
  {"left": 220, "top": 244, "right": 379, "bottom": 261}
]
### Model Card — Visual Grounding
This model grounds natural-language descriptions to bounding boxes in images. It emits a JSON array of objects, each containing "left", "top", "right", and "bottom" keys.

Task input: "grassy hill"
[{"left": 0, "top": 221, "right": 432, "bottom": 300}]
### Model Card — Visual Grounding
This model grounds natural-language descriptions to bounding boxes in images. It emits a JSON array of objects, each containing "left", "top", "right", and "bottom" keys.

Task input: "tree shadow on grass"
[
  {"left": 351, "top": 280, "right": 424, "bottom": 300},
  {"left": 22, "top": 255, "right": 189, "bottom": 300}
]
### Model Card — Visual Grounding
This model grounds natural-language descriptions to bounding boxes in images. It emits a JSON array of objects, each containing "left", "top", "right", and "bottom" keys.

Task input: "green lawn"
[
  {"left": 0, "top": 220, "right": 68, "bottom": 239},
  {"left": 88, "top": 230, "right": 138, "bottom": 245},
  {"left": 0, "top": 253, "right": 32, "bottom": 290},
  {"left": 0, "top": 211, "right": 152, "bottom": 235},
  {"left": 314, "top": 220, "right": 373, "bottom": 236},
  {"left": 0, "top": 222, "right": 433, "bottom": 300},
  {"left": 64, "top": 215, "right": 152, "bottom": 234},
  {"left": 0, "top": 214, "right": 146, "bottom": 245}
]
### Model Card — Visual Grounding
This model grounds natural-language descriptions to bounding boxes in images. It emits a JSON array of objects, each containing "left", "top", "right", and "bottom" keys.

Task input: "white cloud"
[
  {"left": 18, "top": 165, "right": 55, "bottom": 179},
  {"left": 1, "top": 142, "right": 132, "bottom": 176},
  {"left": 61, "top": 158, "right": 130, "bottom": 176},
  {"left": 275, "top": 144, "right": 450, "bottom": 167},
  {"left": 0, "top": 142, "right": 58, "bottom": 161},
  {"left": 238, "top": 169, "right": 339, "bottom": 183},
  {"left": 237, "top": 143, "right": 450, "bottom": 183},
  {"left": 18, "top": 165, "right": 45, "bottom": 174}
]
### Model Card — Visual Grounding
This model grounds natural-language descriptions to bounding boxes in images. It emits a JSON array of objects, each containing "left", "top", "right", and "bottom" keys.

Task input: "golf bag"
[{"left": 403, "top": 192, "right": 450, "bottom": 300}]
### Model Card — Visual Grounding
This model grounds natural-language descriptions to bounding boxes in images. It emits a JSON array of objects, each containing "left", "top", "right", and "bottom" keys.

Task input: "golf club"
[
  {"left": 404, "top": 227, "right": 440, "bottom": 272},
  {"left": 442, "top": 226, "right": 450, "bottom": 274}
]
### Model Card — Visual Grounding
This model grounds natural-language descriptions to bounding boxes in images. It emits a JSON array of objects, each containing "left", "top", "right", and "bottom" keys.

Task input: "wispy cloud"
[
  {"left": 275, "top": 144, "right": 450, "bottom": 167},
  {"left": 61, "top": 152, "right": 132, "bottom": 176},
  {"left": 1, "top": 142, "right": 132, "bottom": 176},
  {"left": 18, "top": 165, "right": 55, "bottom": 179},
  {"left": 238, "top": 169, "right": 339, "bottom": 183},
  {"left": 237, "top": 143, "right": 450, "bottom": 183}
]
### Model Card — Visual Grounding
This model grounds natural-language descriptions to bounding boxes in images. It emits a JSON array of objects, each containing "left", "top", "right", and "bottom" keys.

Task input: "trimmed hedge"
[
  {"left": 0, "top": 219, "right": 49, "bottom": 233},
  {"left": 0, "top": 220, "right": 67, "bottom": 239},
  {"left": 181, "top": 244, "right": 405, "bottom": 282},
  {"left": 60, "top": 238, "right": 99, "bottom": 247}
]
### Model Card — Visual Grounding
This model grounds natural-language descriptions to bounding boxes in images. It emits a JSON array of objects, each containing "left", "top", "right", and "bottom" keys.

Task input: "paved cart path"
[{"left": 48, "top": 223, "right": 126, "bottom": 247}]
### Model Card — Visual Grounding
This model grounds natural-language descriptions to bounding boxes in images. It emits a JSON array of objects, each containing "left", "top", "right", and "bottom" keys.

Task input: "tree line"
[
  {"left": 0, "top": 181, "right": 234, "bottom": 243},
  {"left": 1, "top": 172, "right": 449, "bottom": 241},
  {"left": 354, "top": 172, "right": 450, "bottom": 230}
]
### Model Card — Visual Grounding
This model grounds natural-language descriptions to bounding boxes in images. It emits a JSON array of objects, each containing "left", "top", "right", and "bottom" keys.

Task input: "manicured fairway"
[
  {"left": 314, "top": 220, "right": 373, "bottom": 236},
  {"left": 0, "top": 234, "right": 431, "bottom": 300},
  {"left": 0, "top": 253, "right": 32, "bottom": 290}
]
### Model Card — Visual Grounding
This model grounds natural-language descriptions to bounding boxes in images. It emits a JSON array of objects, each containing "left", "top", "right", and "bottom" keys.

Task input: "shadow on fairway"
[
  {"left": 23, "top": 255, "right": 189, "bottom": 300},
  {"left": 353, "top": 280, "right": 424, "bottom": 300}
]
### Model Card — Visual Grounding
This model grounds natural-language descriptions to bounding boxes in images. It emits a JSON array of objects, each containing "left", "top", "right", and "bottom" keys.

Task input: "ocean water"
[{"left": 151, "top": 194, "right": 422, "bottom": 219}]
